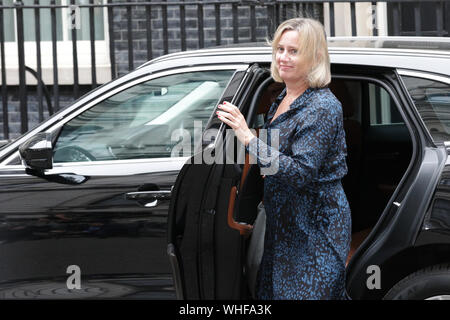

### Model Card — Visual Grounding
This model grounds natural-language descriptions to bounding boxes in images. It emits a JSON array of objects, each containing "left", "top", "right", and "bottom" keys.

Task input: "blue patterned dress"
[{"left": 246, "top": 87, "right": 351, "bottom": 300}]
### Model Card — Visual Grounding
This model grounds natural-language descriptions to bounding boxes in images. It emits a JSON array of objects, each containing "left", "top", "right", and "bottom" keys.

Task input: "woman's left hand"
[{"left": 217, "top": 101, "right": 255, "bottom": 146}]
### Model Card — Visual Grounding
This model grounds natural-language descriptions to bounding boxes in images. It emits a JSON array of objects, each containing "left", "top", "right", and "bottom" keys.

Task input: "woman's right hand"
[{"left": 216, "top": 101, "right": 255, "bottom": 146}]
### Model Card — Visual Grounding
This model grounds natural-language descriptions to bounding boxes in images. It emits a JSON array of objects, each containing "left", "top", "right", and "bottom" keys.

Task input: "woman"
[{"left": 216, "top": 18, "right": 351, "bottom": 300}]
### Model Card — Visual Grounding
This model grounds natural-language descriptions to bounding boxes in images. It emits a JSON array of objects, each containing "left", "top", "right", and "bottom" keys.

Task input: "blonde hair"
[{"left": 270, "top": 18, "right": 331, "bottom": 88}]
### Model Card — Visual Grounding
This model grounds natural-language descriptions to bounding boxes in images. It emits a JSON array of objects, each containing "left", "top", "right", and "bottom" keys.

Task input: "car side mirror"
[
  {"left": 19, "top": 132, "right": 53, "bottom": 171},
  {"left": 19, "top": 132, "right": 89, "bottom": 185}
]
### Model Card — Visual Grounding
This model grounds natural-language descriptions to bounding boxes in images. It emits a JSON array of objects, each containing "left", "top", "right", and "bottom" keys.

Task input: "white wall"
[{"left": 323, "top": 2, "right": 388, "bottom": 37}]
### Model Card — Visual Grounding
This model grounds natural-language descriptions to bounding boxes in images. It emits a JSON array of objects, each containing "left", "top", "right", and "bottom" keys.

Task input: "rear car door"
[
  {"left": 345, "top": 68, "right": 450, "bottom": 300},
  {"left": 400, "top": 71, "right": 450, "bottom": 243},
  {"left": 0, "top": 65, "right": 243, "bottom": 299}
]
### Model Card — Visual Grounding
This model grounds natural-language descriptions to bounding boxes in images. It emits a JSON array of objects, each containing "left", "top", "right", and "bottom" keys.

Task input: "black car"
[{"left": 1, "top": 37, "right": 450, "bottom": 300}]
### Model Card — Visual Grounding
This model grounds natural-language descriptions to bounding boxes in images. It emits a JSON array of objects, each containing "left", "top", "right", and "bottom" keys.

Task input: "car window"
[
  {"left": 402, "top": 76, "right": 450, "bottom": 143},
  {"left": 369, "top": 83, "right": 403, "bottom": 126},
  {"left": 53, "top": 70, "right": 235, "bottom": 162},
  {"left": 329, "top": 79, "right": 402, "bottom": 127}
]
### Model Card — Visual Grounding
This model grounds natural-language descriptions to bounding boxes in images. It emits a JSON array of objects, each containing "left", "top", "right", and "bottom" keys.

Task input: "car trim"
[
  {"left": 2, "top": 156, "right": 189, "bottom": 168},
  {"left": 425, "top": 295, "right": 450, "bottom": 300},
  {"left": 0, "top": 157, "right": 190, "bottom": 177},
  {"left": 0, "top": 64, "right": 248, "bottom": 167},
  {"left": 331, "top": 48, "right": 450, "bottom": 59},
  {"left": 397, "top": 69, "right": 450, "bottom": 84}
]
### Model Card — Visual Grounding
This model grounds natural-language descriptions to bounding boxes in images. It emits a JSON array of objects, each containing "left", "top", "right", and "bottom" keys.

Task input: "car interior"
[{"left": 226, "top": 73, "right": 414, "bottom": 298}]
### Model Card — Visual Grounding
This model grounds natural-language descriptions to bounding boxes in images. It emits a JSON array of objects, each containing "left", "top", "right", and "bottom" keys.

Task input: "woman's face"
[{"left": 275, "top": 30, "right": 309, "bottom": 85}]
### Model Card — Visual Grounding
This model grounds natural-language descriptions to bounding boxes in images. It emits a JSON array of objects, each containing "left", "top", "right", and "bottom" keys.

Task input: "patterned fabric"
[{"left": 246, "top": 87, "right": 351, "bottom": 300}]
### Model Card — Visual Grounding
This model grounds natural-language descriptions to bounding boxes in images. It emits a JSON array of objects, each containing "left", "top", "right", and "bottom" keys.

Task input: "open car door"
[{"left": 167, "top": 64, "right": 271, "bottom": 299}]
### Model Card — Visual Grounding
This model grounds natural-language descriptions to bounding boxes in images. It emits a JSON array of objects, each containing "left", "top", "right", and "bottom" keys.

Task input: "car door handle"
[{"left": 125, "top": 190, "right": 172, "bottom": 207}]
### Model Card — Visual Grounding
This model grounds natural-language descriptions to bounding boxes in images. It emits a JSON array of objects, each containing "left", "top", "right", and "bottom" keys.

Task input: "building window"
[{"left": 1, "top": 0, "right": 110, "bottom": 85}]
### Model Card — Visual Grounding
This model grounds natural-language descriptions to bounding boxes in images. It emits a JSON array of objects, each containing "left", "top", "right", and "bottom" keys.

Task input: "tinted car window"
[
  {"left": 369, "top": 83, "right": 403, "bottom": 125},
  {"left": 402, "top": 76, "right": 450, "bottom": 143},
  {"left": 53, "top": 70, "right": 234, "bottom": 162}
]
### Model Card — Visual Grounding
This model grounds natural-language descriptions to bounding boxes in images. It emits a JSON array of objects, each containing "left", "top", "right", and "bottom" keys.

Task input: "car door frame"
[{"left": 344, "top": 66, "right": 449, "bottom": 299}]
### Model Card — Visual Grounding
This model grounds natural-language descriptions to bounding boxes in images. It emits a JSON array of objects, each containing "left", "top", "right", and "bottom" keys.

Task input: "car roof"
[{"left": 138, "top": 37, "right": 450, "bottom": 77}]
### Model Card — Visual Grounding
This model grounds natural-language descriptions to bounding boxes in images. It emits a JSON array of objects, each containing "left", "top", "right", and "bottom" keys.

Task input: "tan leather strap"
[
  {"left": 240, "top": 127, "right": 259, "bottom": 188},
  {"left": 227, "top": 186, "right": 253, "bottom": 236},
  {"left": 227, "top": 129, "right": 260, "bottom": 236},
  {"left": 240, "top": 153, "right": 251, "bottom": 188}
]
